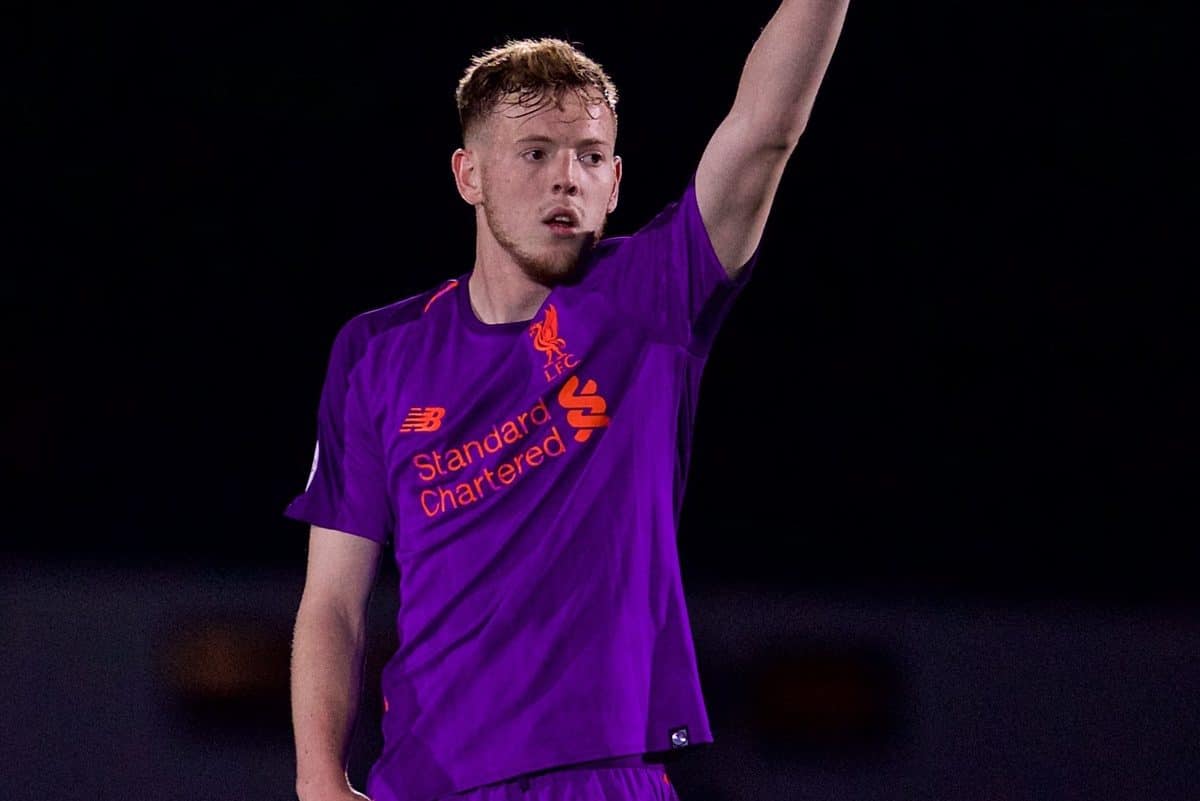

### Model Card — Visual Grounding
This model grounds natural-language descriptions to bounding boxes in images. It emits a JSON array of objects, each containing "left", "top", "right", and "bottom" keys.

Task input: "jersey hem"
[{"left": 369, "top": 739, "right": 713, "bottom": 801}]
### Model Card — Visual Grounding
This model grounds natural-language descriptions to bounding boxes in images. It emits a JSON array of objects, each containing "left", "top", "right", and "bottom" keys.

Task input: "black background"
[{"left": 9, "top": 1, "right": 1194, "bottom": 602}]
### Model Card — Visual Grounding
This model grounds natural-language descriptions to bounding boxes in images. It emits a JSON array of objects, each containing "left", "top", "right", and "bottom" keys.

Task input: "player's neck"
[{"left": 466, "top": 264, "right": 550, "bottom": 326}]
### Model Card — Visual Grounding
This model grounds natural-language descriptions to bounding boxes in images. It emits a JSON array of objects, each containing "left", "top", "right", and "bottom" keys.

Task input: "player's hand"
[{"left": 296, "top": 786, "right": 374, "bottom": 801}]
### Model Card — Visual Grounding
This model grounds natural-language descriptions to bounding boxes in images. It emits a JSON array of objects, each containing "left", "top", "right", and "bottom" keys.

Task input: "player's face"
[{"left": 476, "top": 89, "right": 622, "bottom": 285}]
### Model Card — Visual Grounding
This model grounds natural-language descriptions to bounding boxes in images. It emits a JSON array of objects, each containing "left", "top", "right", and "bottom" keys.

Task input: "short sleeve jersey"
[{"left": 284, "top": 170, "right": 759, "bottom": 801}]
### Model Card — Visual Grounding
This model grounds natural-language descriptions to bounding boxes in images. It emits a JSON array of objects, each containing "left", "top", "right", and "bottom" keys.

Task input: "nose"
[{"left": 552, "top": 151, "right": 580, "bottom": 196}]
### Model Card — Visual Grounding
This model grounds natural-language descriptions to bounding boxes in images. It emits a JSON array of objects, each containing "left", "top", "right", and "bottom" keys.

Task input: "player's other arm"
[
  {"left": 695, "top": 0, "right": 851, "bottom": 279},
  {"left": 292, "top": 525, "right": 383, "bottom": 801}
]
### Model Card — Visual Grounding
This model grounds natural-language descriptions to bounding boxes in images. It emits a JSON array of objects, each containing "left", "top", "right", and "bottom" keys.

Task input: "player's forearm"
[
  {"left": 732, "top": 0, "right": 851, "bottom": 144},
  {"left": 291, "top": 599, "right": 369, "bottom": 799}
]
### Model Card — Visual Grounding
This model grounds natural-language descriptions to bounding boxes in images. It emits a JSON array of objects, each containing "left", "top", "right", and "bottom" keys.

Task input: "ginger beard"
[{"left": 478, "top": 181, "right": 607, "bottom": 287}]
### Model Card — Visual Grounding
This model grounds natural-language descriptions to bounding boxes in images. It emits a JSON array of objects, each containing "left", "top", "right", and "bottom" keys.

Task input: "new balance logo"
[{"left": 399, "top": 406, "right": 446, "bottom": 433}]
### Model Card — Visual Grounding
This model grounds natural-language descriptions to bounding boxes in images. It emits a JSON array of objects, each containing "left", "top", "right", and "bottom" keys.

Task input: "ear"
[
  {"left": 451, "top": 146, "right": 483, "bottom": 206},
  {"left": 607, "top": 155, "right": 622, "bottom": 214}
]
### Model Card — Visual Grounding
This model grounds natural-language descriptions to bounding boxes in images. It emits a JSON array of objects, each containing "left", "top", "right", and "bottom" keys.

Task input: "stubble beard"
[{"left": 480, "top": 194, "right": 606, "bottom": 287}]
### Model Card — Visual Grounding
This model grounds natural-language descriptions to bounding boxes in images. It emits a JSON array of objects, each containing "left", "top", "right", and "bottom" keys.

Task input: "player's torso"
[{"left": 367, "top": 277, "right": 686, "bottom": 554}]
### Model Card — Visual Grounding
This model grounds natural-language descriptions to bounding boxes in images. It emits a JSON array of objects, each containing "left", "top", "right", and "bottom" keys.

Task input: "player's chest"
[{"left": 379, "top": 293, "right": 645, "bottom": 470}]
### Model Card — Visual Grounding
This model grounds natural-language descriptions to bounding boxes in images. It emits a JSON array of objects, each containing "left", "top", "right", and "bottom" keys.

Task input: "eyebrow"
[{"left": 514, "top": 135, "right": 611, "bottom": 149}]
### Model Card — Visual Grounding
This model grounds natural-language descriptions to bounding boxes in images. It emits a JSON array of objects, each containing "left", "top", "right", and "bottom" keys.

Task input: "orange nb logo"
[
  {"left": 558, "top": 376, "right": 610, "bottom": 442},
  {"left": 399, "top": 406, "right": 445, "bottom": 433},
  {"left": 529, "top": 304, "right": 579, "bottom": 382}
]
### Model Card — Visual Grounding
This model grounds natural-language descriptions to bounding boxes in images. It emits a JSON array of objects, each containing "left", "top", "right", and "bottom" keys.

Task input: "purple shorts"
[{"left": 440, "top": 754, "right": 681, "bottom": 801}]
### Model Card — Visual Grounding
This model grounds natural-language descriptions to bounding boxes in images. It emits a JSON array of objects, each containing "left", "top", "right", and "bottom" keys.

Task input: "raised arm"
[{"left": 695, "top": 0, "right": 851, "bottom": 279}]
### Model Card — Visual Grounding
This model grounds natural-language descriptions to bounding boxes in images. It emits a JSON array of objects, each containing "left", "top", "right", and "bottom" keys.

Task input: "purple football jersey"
[{"left": 284, "top": 170, "right": 758, "bottom": 801}]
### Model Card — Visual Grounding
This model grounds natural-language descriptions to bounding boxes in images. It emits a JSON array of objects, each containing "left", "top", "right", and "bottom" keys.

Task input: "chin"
[
  {"left": 519, "top": 254, "right": 580, "bottom": 287},
  {"left": 516, "top": 230, "right": 602, "bottom": 286}
]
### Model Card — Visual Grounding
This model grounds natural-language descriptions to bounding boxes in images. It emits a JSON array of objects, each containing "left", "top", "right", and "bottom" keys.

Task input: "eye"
[
  {"left": 583, "top": 153, "right": 604, "bottom": 165},
  {"left": 524, "top": 149, "right": 545, "bottom": 161}
]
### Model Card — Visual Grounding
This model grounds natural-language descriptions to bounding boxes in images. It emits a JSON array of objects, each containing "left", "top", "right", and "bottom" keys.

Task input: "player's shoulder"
[
  {"left": 330, "top": 278, "right": 461, "bottom": 361},
  {"left": 579, "top": 194, "right": 686, "bottom": 280},
  {"left": 586, "top": 173, "right": 696, "bottom": 263}
]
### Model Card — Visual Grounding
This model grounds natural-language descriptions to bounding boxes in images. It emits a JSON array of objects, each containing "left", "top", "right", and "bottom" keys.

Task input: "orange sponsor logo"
[
  {"left": 411, "top": 396, "right": 569, "bottom": 519},
  {"left": 399, "top": 406, "right": 446, "bottom": 433},
  {"left": 528, "top": 304, "right": 579, "bottom": 382},
  {"left": 557, "top": 375, "right": 610, "bottom": 442}
]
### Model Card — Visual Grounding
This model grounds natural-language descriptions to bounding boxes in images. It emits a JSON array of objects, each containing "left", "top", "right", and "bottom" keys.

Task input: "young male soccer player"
[{"left": 287, "top": 4, "right": 850, "bottom": 799}]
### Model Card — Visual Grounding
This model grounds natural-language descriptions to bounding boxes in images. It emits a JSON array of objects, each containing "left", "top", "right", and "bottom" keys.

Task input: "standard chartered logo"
[
  {"left": 412, "top": 396, "right": 567, "bottom": 518},
  {"left": 556, "top": 375, "right": 610, "bottom": 442},
  {"left": 411, "top": 376, "right": 611, "bottom": 519}
]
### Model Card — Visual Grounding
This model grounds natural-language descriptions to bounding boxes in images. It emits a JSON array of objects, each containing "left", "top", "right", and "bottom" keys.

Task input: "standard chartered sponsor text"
[{"left": 413, "top": 395, "right": 570, "bottom": 518}]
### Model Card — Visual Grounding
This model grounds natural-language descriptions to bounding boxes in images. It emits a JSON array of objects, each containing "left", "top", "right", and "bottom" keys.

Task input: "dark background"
[
  {"left": 8, "top": 4, "right": 1194, "bottom": 594},
  {"left": 6, "top": 2, "right": 1198, "bottom": 800}
]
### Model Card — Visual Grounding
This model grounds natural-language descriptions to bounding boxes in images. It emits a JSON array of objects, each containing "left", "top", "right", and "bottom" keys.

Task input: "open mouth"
[
  {"left": 543, "top": 209, "right": 580, "bottom": 236},
  {"left": 545, "top": 221, "right": 577, "bottom": 236}
]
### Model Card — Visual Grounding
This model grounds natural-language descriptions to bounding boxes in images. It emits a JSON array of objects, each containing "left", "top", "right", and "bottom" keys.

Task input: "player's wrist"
[
  {"left": 295, "top": 770, "right": 356, "bottom": 801},
  {"left": 297, "top": 789, "right": 370, "bottom": 801}
]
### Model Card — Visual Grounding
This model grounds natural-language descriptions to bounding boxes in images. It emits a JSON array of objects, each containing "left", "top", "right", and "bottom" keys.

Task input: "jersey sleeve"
[
  {"left": 283, "top": 316, "right": 393, "bottom": 545},
  {"left": 605, "top": 168, "right": 761, "bottom": 357}
]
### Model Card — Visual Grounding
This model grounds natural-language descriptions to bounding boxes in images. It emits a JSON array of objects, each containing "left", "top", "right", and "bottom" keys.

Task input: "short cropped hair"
[{"left": 455, "top": 37, "right": 619, "bottom": 146}]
